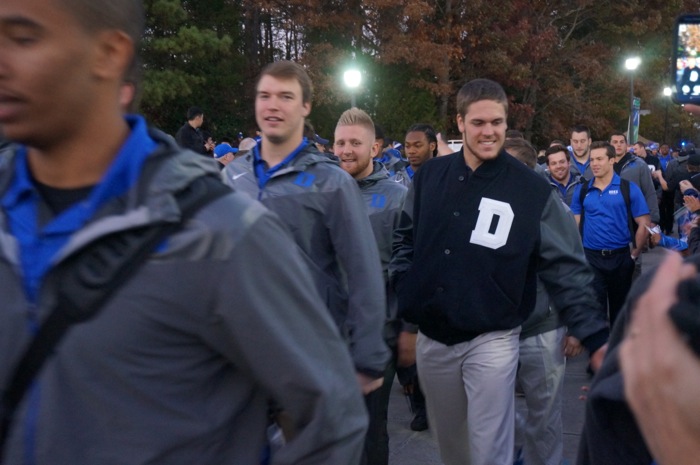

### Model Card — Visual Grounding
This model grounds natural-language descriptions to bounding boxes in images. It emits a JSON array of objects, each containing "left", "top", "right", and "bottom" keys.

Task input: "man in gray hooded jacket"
[
  {"left": 334, "top": 108, "right": 408, "bottom": 465},
  {"left": 223, "top": 61, "right": 390, "bottom": 390},
  {"left": 0, "top": 0, "right": 368, "bottom": 463}
]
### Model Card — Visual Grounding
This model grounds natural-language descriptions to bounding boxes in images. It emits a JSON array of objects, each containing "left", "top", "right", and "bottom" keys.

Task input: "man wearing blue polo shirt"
[{"left": 571, "top": 141, "right": 650, "bottom": 326}]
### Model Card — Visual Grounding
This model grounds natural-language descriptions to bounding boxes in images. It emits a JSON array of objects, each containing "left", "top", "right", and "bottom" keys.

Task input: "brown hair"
[{"left": 257, "top": 61, "right": 314, "bottom": 104}]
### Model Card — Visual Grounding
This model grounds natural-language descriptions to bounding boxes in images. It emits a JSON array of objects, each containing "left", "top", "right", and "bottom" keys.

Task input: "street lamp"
[
  {"left": 343, "top": 69, "right": 362, "bottom": 108},
  {"left": 625, "top": 57, "right": 641, "bottom": 144},
  {"left": 663, "top": 86, "right": 673, "bottom": 143}
]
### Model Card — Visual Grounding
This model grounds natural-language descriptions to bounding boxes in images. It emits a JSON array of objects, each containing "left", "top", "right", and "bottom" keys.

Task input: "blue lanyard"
[{"left": 252, "top": 138, "right": 308, "bottom": 190}]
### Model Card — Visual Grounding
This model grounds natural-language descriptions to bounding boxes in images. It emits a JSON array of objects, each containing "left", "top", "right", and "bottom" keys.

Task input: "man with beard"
[
  {"left": 546, "top": 144, "right": 581, "bottom": 206},
  {"left": 334, "top": 107, "right": 408, "bottom": 465},
  {"left": 570, "top": 125, "right": 593, "bottom": 179}
]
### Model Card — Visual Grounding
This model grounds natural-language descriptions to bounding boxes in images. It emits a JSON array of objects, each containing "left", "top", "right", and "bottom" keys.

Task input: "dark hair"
[
  {"left": 303, "top": 121, "right": 316, "bottom": 141},
  {"left": 544, "top": 144, "right": 570, "bottom": 164},
  {"left": 590, "top": 141, "right": 615, "bottom": 159},
  {"left": 571, "top": 125, "right": 591, "bottom": 139},
  {"left": 406, "top": 123, "right": 438, "bottom": 157},
  {"left": 187, "top": 107, "right": 203, "bottom": 121},
  {"left": 549, "top": 139, "right": 565, "bottom": 146},
  {"left": 257, "top": 60, "right": 314, "bottom": 104},
  {"left": 60, "top": 0, "right": 144, "bottom": 72},
  {"left": 456, "top": 79, "right": 508, "bottom": 117},
  {"left": 609, "top": 132, "right": 627, "bottom": 143},
  {"left": 634, "top": 141, "right": 646, "bottom": 148},
  {"left": 374, "top": 124, "right": 385, "bottom": 142},
  {"left": 504, "top": 138, "right": 537, "bottom": 169},
  {"left": 506, "top": 129, "right": 524, "bottom": 139}
]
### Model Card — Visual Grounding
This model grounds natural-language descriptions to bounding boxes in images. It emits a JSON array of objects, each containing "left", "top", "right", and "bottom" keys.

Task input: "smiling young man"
[
  {"left": 223, "top": 61, "right": 390, "bottom": 395},
  {"left": 0, "top": 1, "right": 370, "bottom": 463},
  {"left": 546, "top": 144, "right": 581, "bottom": 206},
  {"left": 390, "top": 79, "right": 609, "bottom": 465},
  {"left": 334, "top": 107, "right": 408, "bottom": 465},
  {"left": 570, "top": 142, "right": 650, "bottom": 326}
]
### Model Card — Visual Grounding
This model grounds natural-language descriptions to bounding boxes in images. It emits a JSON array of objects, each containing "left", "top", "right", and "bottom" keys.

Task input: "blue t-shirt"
[{"left": 570, "top": 173, "right": 649, "bottom": 250}]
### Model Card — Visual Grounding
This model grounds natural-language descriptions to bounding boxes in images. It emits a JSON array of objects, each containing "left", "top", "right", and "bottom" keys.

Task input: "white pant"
[
  {"left": 417, "top": 328, "right": 520, "bottom": 465},
  {"left": 514, "top": 327, "right": 566, "bottom": 465}
]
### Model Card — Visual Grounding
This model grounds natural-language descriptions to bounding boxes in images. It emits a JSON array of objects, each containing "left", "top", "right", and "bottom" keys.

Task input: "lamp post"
[
  {"left": 663, "top": 86, "right": 672, "bottom": 143},
  {"left": 625, "top": 57, "right": 641, "bottom": 144},
  {"left": 343, "top": 69, "right": 362, "bottom": 108}
]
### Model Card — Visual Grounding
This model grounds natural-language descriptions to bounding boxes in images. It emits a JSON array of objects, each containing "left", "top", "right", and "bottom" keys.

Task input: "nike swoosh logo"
[{"left": 232, "top": 173, "right": 246, "bottom": 180}]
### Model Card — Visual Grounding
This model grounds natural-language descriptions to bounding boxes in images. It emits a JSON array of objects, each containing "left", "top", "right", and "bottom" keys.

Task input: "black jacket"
[
  {"left": 577, "top": 254, "right": 700, "bottom": 464},
  {"left": 390, "top": 150, "right": 608, "bottom": 353},
  {"left": 175, "top": 122, "right": 206, "bottom": 155}
]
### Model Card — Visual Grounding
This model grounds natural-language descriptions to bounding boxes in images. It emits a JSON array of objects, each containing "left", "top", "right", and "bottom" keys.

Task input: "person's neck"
[
  {"left": 573, "top": 153, "right": 588, "bottom": 164},
  {"left": 260, "top": 134, "right": 304, "bottom": 166},
  {"left": 27, "top": 113, "right": 130, "bottom": 188},
  {"left": 593, "top": 171, "right": 614, "bottom": 190}
]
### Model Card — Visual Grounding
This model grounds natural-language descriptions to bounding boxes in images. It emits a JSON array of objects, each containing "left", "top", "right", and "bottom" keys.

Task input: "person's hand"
[
  {"left": 679, "top": 179, "right": 694, "bottom": 192},
  {"left": 357, "top": 373, "right": 384, "bottom": 395},
  {"left": 436, "top": 132, "right": 454, "bottom": 157},
  {"left": 563, "top": 335, "right": 583, "bottom": 357},
  {"left": 684, "top": 195, "right": 700, "bottom": 213},
  {"left": 619, "top": 252, "right": 700, "bottom": 465},
  {"left": 589, "top": 343, "right": 607, "bottom": 373},
  {"left": 649, "top": 232, "right": 661, "bottom": 247},
  {"left": 397, "top": 331, "right": 417, "bottom": 367}
]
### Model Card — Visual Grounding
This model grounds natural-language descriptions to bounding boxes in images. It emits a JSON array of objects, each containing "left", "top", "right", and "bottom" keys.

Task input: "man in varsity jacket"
[{"left": 390, "top": 78, "right": 609, "bottom": 465}]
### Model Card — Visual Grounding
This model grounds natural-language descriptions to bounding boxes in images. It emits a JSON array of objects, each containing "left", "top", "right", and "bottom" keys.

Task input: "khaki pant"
[{"left": 417, "top": 328, "right": 520, "bottom": 465}]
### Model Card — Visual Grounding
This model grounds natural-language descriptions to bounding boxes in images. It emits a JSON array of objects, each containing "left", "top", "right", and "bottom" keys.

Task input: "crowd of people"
[{"left": 1, "top": 1, "right": 699, "bottom": 465}]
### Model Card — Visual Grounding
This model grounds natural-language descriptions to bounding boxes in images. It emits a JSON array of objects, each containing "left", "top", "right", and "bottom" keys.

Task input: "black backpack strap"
[
  {"left": 0, "top": 175, "right": 230, "bottom": 453},
  {"left": 578, "top": 178, "right": 590, "bottom": 238},
  {"left": 619, "top": 178, "right": 637, "bottom": 248}
]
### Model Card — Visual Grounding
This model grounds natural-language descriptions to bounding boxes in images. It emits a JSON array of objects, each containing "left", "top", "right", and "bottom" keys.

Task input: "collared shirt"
[
  {"left": 252, "top": 138, "right": 308, "bottom": 191},
  {"left": 1, "top": 115, "right": 156, "bottom": 306},
  {"left": 570, "top": 173, "right": 649, "bottom": 250}
]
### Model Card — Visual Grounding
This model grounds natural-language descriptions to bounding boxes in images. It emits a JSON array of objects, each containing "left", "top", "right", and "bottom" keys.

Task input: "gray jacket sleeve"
[
  {"left": 537, "top": 192, "right": 609, "bottom": 353},
  {"left": 208, "top": 206, "right": 368, "bottom": 465},
  {"left": 328, "top": 178, "right": 390, "bottom": 376},
  {"left": 389, "top": 182, "right": 415, "bottom": 286},
  {"left": 623, "top": 162, "right": 659, "bottom": 223}
]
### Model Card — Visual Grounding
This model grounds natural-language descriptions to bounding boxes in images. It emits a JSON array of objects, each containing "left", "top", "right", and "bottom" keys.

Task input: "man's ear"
[
  {"left": 92, "top": 30, "right": 134, "bottom": 81},
  {"left": 371, "top": 140, "right": 381, "bottom": 158},
  {"left": 302, "top": 101, "right": 311, "bottom": 118}
]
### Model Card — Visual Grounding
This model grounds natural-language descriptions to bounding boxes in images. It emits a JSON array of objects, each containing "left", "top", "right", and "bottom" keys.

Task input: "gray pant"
[
  {"left": 514, "top": 327, "right": 566, "bottom": 465},
  {"left": 417, "top": 328, "right": 520, "bottom": 465}
]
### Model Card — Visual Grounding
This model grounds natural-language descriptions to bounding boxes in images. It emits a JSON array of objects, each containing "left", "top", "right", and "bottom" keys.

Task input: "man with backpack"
[
  {"left": 0, "top": 0, "right": 368, "bottom": 463},
  {"left": 570, "top": 142, "right": 650, "bottom": 326}
]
